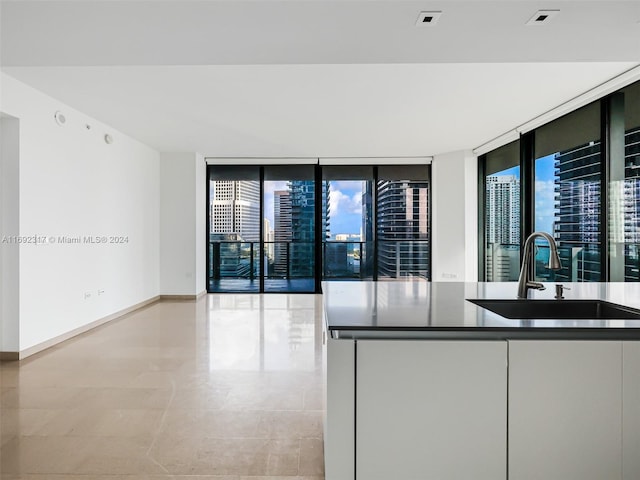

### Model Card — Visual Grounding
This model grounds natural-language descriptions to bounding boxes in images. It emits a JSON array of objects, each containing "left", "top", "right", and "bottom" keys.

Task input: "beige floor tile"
[
  {"left": 302, "top": 387, "right": 323, "bottom": 411},
  {"left": 256, "top": 411, "right": 323, "bottom": 440},
  {"left": 160, "top": 409, "right": 262, "bottom": 438},
  {"left": 189, "top": 438, "right": 300, "bottom": 476},
  {"left": 225, "top": 385, "right": 304, "bottom": 411},
  {"left": 0, "top": 475, "right": 241, "bottom": 479},
  {"left": 239, "top": 477, "right": 325, "bottom": 480},
  {"left": 299, "top": 439, "right": 325, "bottom": 476},
  {"left": 0, "top": 295, "right": 325, "bottom": 479}
]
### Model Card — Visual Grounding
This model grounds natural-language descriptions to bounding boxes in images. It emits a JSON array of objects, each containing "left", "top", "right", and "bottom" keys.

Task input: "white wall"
[
  {"left": 160, "top": 152, "right": 206, "bottom": 296},
  {"left": 432, "top": 150, "right": 478, "bottom": 282},
  {"left": 1, "top": 115, "right": 20, "bottom": 351},
  {"left": 195, "top": 153, "right": 206, "bottom": 294},
  {"left": 1, "top": 73, "right": 160, "bottom": 352}
]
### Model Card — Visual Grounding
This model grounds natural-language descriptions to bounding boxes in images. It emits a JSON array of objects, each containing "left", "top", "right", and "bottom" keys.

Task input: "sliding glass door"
[
  {"left": 377, "top": 166, "right": 430, "bottom": 280},
  {"left": 208, "top": 166, "right": 261, "bottom": 292},
  {"left": 483, "top": 141, "right": 521, "bottom": 281},
  {"left": 534, "top": 103, "right": 602, "bottom": 282},
  {"left": 321, "top": 166, "right": 374, "bottom": 280},
  {"left": 263, "top": 166, "right": 317, "bottom": 293},
  {"left": 207, "top": 162, "right": 432, "bottom": 292}
]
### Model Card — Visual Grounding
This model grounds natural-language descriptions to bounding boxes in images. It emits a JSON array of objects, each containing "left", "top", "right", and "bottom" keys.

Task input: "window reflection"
[
  {"left": 207, "top": 295, "right": 319, "bottom": 371},
  {"left": 534, "top": 103, "right": 602, "bottom": 282}
]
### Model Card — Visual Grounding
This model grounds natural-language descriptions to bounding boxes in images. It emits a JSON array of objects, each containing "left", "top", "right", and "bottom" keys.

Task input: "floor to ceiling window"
[
  {"left": 321, "top": 166, "right": 374, "bottom": 280},
  {"left": 483, "top": 140, "right": 521, "bottom": 281},
  {"left": 479, "top": 79, "right": 640, "bottom": 283},
  {"left": 208, "top": 161, "right": 431, "bottom": 292},
  {"left": 534, "top": 103, "right": 602, "bottom": 282},
  {"left": 208, "top": 166, "right": 261, "bottom": 293},
  {"left": 618, "top": 81, "right": 640, "bottom": 280},
  {"left": 263, "top": 165, "right": 317, "bottom": 293},
  {"left": 376, "top": 166, "right": 430, "bottom": 280}
]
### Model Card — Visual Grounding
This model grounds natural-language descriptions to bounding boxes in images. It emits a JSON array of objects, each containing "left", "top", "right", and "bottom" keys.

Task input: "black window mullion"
[
  {"left": 373, "top": 166, "right": 379, "bottom": 281},
  {"left": 520, "top": 131, "right": 535, "bottom": 250},
  {"left": 477, "top": 156, "right": 487, "bottom": 281},
  {"left": 520, "top": 131, "right": 535, "bottom": 280},
  {"left": 259, "top": 166, "right": 265, "bottom": 293},
  {"left": 314, "top": 163, "right": 322, "bottom": 293},
  {"left": 206, "top": 165, "right": 212, "bottom": 292}
]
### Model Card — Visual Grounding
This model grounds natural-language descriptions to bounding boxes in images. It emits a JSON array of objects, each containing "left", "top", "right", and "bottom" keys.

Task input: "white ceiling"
[{"left": 1, "top": 1, "right": 639, "bottom": 157}]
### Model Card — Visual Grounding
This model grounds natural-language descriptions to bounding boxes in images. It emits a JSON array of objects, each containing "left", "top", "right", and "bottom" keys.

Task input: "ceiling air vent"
[
  {"left": 526, "top": 10, "right": 559, "bottom": 25},
  {"left": 416, "top": 11, "right": 442, "bottom": 26}
]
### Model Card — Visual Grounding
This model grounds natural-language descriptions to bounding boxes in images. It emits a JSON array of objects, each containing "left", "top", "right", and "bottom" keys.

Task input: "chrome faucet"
[{"left": 517, "top": 232, "right": 562, "bottom": 299}]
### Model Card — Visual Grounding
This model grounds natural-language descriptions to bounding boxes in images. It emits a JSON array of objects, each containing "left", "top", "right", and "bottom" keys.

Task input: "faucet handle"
[{"left": 555, "top": 284, "right": 569, "bottom": 299}]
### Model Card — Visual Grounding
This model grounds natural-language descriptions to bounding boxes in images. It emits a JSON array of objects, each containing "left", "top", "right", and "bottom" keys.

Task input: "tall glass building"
[
  {"left": 210, "top": 180, "right": 260, "bottom": 242},
  {"left": 553, "top": 142, "right": 602, "bottom": 282},
  {"left": 273, "top": 190, "right": 292, "bottom": 276},
  {"left": 485, "top": 175, "right": 520, "bottom": 281},
  {"left": 376, "top": 180, "right": 429, "bottom": 279},
  {"left": 622, "top": 127, "right": 640, "bottom": 280}
]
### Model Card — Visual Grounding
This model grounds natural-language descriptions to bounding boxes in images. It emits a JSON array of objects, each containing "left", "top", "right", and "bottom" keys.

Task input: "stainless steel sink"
[{"left": 466, "top": 299, "right": 640, "bottom": 320}]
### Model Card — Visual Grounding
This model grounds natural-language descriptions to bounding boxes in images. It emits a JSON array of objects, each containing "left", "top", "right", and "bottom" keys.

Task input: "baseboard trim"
[
  {"left": 0, "top": 295, "right": 161, "bottom": 361},
  {"left": 160, "top": 291, "right": 207, "bottom": 301},
  {"left": 0, "top": 352, "right": 19, "bottom": 361}
]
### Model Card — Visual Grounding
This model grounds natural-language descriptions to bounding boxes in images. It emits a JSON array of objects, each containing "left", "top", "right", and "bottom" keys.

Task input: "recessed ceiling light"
[
  {"left": 416, "top": 11, "right": 442, "bottom": 27},
  {"left": 104, "top": 134, "right": 114, "bottom": 144},
  {"left": 526, "top": 10, "right": 560, "bottom": 25}
]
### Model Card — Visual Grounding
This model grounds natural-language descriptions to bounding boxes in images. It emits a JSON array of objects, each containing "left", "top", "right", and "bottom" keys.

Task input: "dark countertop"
[{"left": 322, "top": 281, "right": 640, "bottom": 340}]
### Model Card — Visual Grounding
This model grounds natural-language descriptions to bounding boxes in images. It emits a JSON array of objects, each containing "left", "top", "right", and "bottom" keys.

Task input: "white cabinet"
[
  {"left": 324, "top": 337, "right": 355, "bottom": 480},
  {"left": 623, "top": 341, "right": 640, "bottom": 480},
  {"left": 508, "top": 341, "right": 622, "bottom": 480},
  {"left": 356, "top": 340, "right": 507, "bottom": 480}
]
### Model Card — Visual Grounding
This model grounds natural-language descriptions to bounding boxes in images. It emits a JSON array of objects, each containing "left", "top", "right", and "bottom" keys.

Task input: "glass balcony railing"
[
  {"left": 377, "top": 240, "right": 430, "bottom": 280},
  {"left": 209, "top": 239, "right": 431, "bottom": 287},
  {"left": 264, "top": 241, "right": 315, "bottom": 279},
  {"left": 486, "top": 242, "right": 604, "bottom": 283},
  {"left": 209, "top": 241, "right": 260, "bottom": 280},
  {"left": 322, "top": 241, "right": 373, "bottom": 279},
  {"left": 209, "top": 241, "right": 316, "bottom": 281}
]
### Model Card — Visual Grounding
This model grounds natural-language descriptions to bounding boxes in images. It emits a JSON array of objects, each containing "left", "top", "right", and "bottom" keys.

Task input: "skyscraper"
[
  {"left": 616, "top": 126, "right": 640, "bottom": 280},
  {"left": 210, "top": 180, "right": 260, "bottom": 241},
  {"left": 485, "top": 175, "right": 520, "bottom": 281},
  {"left": 271, "top": 181, "right": 331, "bottom": 279},
  {"left": 273, "top": 190, "right": 292, "bottom": 276},
  {"left": 552, "top": 142, "right": 601, "bottom": 282},
  {"left": 485, "top": 175, "right": 520, "bottom": 245},
  {"left": 209, "top": 180, "right": 260, "bottom": 280},
  {"left": 376, "top": 180, "right": 429, "bottom": 279},
  {"left": 263, "top": 218, "right": 274, "bottom": 261},
  {"left": 289, "top": 181, "right": 315, "bottom": 277}
]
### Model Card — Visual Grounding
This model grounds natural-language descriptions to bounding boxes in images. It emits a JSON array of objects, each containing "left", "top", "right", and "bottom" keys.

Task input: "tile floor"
[{"left": 0, "top": 294, "right": 325, "bottom": 480}]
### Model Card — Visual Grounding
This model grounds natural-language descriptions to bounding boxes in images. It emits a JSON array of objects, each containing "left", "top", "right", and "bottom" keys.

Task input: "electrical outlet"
[{"left": 84, "top": 292, "right": 92, "bottom": 300}]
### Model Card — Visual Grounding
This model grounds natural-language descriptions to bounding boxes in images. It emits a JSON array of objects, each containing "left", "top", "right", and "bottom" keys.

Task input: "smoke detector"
[
  {"left": 416, "top": 11, "right": 442, "bottom": 26},
  {"left": 526, "top": 10, "right": 559, "bottom": 25},
  {"left": 54, "top": 111, "right": 66, "bottom": 126}
]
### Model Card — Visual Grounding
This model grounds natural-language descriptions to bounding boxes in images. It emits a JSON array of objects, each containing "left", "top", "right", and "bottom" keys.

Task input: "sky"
[{"left": 327, "top": 181, "right": 363, "bottom": 236}]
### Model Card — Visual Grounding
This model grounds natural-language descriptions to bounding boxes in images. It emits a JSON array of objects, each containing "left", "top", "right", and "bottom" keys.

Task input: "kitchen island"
[{"left": 323, "top": 281, "right": 640, "bottom": 480}]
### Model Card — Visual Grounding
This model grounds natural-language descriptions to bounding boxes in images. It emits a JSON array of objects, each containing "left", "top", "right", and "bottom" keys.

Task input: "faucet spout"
[{"left": 517, "top": 231, "right": 562, "bottom": 299}]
